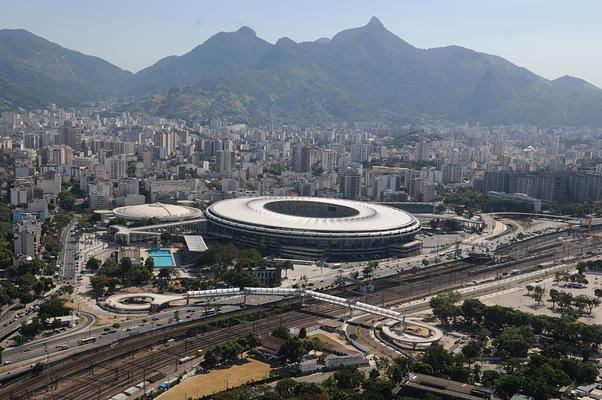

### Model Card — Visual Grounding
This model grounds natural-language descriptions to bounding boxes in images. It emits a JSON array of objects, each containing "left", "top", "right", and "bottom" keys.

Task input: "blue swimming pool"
[{"left": 147, "top": 249, "right": 174, "bottom": 268}]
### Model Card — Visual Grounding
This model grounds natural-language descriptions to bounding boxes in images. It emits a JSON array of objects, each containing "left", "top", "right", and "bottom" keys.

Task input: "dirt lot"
[
  {"left": 479, "top": 272, "right": 602, "bottom": 324},
  {"left": 157, "top": 358, "right": 271, "bottom": 400}
]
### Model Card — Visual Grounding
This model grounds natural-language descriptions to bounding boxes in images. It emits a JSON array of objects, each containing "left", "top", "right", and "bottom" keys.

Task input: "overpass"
[
  {"left": 105, "top": 287, "right": 443, "bottom": 346},
  {"left": 185, "top": 287, "right": 406, "bottom": 321},
  {"left": 484, "top": 212, "right": 581, "bottom": 221}
]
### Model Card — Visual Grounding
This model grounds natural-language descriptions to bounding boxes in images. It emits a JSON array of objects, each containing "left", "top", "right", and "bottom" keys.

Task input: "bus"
[
  {"left": 178, "top": 356, "right": 193, "bottom": 364},
  {"left": 79, "top": 337, "right": 97, "bottom": 345}
]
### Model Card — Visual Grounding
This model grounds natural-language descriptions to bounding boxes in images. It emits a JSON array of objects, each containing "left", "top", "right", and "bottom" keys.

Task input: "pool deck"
[{"left": 141, "top": 248, "right": 178, "bottom": 268}]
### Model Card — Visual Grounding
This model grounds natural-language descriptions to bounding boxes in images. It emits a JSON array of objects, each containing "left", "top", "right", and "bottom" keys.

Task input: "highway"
[{"left": 60, "top": 217, "right": 79, "bottom": 281}]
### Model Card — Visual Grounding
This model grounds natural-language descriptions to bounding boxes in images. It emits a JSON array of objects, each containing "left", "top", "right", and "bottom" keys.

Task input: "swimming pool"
[{"left": 147, "top": 249, "right": 174, "bottom": 268}]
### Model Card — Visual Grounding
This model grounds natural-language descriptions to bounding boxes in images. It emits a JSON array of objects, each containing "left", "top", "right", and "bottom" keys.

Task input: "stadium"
[
  {"left": 112, "top": 203, "right": 203, "bottom": 222},
  {"left": 204, "top": 196, "right": 422, "bottom": 260}
]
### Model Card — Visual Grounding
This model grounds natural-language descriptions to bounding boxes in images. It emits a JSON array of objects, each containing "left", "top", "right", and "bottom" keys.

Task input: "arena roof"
[
  {"left": 113, "top": 203, "right": 203, "bottom": 222},
  {"left": 206, "top": 197, "right": 418, "bottom": 233}
]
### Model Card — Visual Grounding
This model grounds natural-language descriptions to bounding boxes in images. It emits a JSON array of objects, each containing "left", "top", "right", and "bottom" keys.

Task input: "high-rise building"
[
  {"left": 339, "top": 168, "right": 361, "bottom": 199},
  {"left": 350, "top": 144, "right": 369, "bottom": 163},
  {"left": 88, "top": 183, "right": 111, "bottom": 209},
  {"left": 204, "top": 138, "right": 223, "bottom": 157},
  {"left": 58, "top": 122, "right": 81, "bottom": 150},
  {"left": 415, "top": 141, "right": 430, "bottom": 161},
  {"left": 216, "top": 150, "right": 234, "bottom": 175},
  {"left": 442, "top": 164, "right": 462, "bottom": 184},
  {"left": 154, "top": 131, "right": 177, "bottom": 157},
  {"left": 108, "top": 155, "right": 128, "bottom": 179},
  {"left": 320, "top": 149, "right": 337, "bottom": 172},
  {"left": 13, "top": 216, "right": 42, "bottom": 257},
  {"left": 292, "top": 145, "right": 312, "bottom": 173},
  {"left": 118, "top": 178, "right": 139, "bottom": 197}
]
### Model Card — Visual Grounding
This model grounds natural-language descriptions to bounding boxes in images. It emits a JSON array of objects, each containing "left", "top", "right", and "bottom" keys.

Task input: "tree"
[
  {"left": 144, "top": 257, "right": 154, "bottom": 271},
  {"left": 127, "top": 266, "right": 152, "bottom": 285},
  {"left": 85, "top": 257, "right": 101, "bottom": 271},
  {"left": 430, "top": 291, "right": 461, "bottom": 325},
  {"left": 119, "top": 257, "right": 132, "bottom": 275},
  {"left": 298, "top": 327, "right": 307, "bottom": 339},
  {"left": 422, "top": 344, "right": 454, "bottom": 375},
  {"left": 278, "top": 337, "right": 306, "bottom": 363},
  {"left": 204, "top": 345, "right": 222, "bottom": 366},
  {"left": 90, "top": 275, "right": 119, "bottom": 297},
  {"left": 526, "top": 284, "right": 534, "bottom": 296},
  {"left": 235, "top": 248, "right": 263, "bottom": 270},
  {"left": 574, "top": 294, "right": 600, "bottom": 316},
  {"left": 237, "top": 332, "right": 261, "bottom": 351},
  {"left": 275, "top": 379, "right": 298, "bottom": 398},
  {"left": 158, "top": 268, "right": 172, "bottom": 280},
  {"left": 532, "top": 286, "right": 545, "bottom": 307},
  {"left": 461, "top": 299, "right": 486, "bottom": 327},
  {"left": 495, "top": 374, "right": 524, "bottom": 399},
  {"left": 462, "top": 340, "right": 482, "bottom": 362},
  {"left": 549, "top": 289, "right": 560, "bottom": 310},
  {"left": 557, "top": 291, "right": 574, "bottom": 313},
  {"left": 496, "top": 326, "right": 534, "bottom": 358},
  {"left": 388, "top": 357, "right": 412, "bottom": 384},
  {"left": 333, "top": 367, "right": 364, "bottom": 390},
  {"left": 272, "top": 326, "right": 290, "bottom": 340},
  {"left": 39, "top": 298, "right": 69, "bottom": 320},
  {"left": 57, "top": 191, "right": 76, "bottom": 211}
]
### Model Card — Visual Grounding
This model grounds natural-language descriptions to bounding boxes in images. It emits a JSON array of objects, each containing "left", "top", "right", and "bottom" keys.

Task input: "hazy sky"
[{"left": 2, "top": 0, "right": 601, "bottom": 86}]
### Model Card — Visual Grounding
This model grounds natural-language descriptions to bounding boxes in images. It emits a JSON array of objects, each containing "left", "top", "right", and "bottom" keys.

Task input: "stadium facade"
[{"left": 204, "top": 197, "right": 422, "bottom": 261}]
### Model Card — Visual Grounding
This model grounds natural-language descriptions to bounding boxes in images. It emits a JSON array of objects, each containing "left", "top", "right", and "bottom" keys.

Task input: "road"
[
  {"left": 60, "top": 217, "right": 79, "bottom": 281},
  {"left": 0, "top": 304, "right": 238, "bottom": 368}
]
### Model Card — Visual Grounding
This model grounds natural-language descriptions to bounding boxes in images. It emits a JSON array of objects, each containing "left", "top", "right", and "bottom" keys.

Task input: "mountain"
[
  {"left": 127, "top": 26, "right": 272, "bottom": 95},
  {"left": 0, "top": 29, "right": 132, "bottom": 109},
  {"left": 123, "top": 17, "right": 602, "bottom": 126},
  {"left": 2, "top": 21, "right": 602, "bottom": 126}
]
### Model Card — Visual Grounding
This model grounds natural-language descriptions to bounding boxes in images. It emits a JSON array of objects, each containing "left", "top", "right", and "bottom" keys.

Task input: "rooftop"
[
  {"left": 206, "top": 196, "right": 419, "bottom": 233},
  {"left": 113, "top": 202, "right": 203, "bottom": 222}
]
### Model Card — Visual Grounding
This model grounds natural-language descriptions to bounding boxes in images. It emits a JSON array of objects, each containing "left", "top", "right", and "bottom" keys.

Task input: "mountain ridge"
[
  {"left": 0, "top": 28, "right": 132, "bottom": 107},
  {"left": 1, "top": 18, "right": 601, "bottom": 127}
]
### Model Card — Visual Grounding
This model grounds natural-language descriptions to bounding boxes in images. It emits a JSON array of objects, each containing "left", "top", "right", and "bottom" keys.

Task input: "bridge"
[{"left": 105, "top": 287, "right": 443, "bottom": 347}]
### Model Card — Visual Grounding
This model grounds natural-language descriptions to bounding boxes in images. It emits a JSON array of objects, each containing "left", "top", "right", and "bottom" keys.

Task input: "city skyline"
[{"left": 2, "top": 0, "right": 602, "bottom": 87}]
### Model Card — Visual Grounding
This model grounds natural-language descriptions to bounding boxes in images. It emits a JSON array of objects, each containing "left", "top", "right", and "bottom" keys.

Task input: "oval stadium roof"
[
  {"left": 113, "top": 203, "right": 203, "bottom": 222},
  {"left": 206, "top": 196, "right": 418, "bottom": 233}
]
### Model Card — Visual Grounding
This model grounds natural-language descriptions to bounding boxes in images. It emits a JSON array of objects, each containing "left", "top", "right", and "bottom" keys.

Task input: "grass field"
[{"left": 157, "top": 358, "right": 271, "bottom": 400}]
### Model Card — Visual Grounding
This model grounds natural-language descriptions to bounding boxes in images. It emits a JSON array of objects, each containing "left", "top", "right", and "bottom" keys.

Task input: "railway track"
[
  {"left": 3, "top": 235, "right": 596, "bottom": 400},
  {"left": 45, "top": 311, "right": 320, "bottom": 400}
]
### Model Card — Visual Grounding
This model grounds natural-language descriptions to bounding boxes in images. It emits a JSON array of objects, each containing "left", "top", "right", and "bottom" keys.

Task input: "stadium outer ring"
[{"left": 204, "top": 196, "right": 421, "bottom": 239}]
